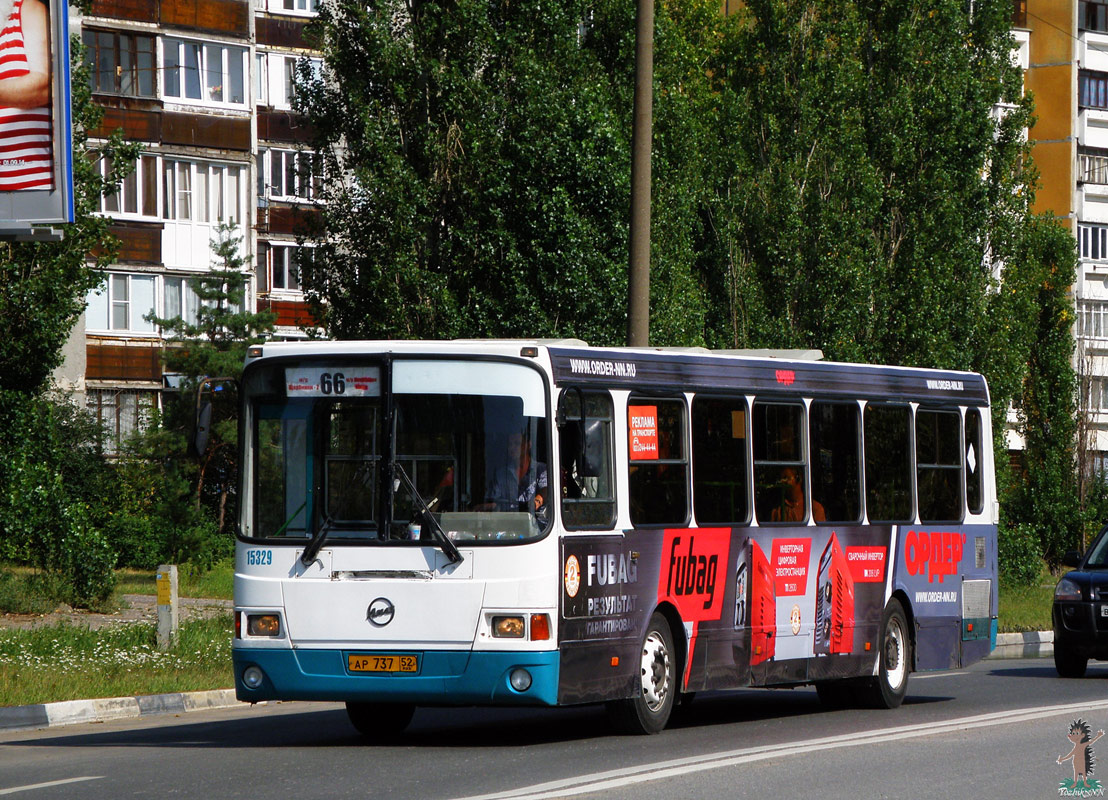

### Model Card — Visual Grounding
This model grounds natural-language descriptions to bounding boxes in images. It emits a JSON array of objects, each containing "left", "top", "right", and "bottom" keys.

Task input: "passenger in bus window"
[
  {"left": 479, "top": 431, "right": 548, "bottom": 513},
  {"left": 772, "top": 466, "right": 825, "bottom": 523}
]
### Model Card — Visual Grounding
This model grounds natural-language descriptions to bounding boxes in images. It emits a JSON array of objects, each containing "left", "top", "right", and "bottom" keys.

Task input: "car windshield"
[
  {"left": 1085, "top": 528, "right": 1108, "bottom": 569},
  {"left": 245, "top": 359, "right": 551, "bottom": 544}
]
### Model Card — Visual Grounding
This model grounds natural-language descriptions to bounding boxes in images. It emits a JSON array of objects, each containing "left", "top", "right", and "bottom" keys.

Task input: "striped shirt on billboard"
[{"left": 0, "top": 0, "right": 52, "bottom": 191}]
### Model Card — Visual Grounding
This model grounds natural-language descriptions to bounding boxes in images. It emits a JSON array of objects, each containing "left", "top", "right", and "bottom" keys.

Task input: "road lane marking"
[
  {"left": 0, "top": 777, "right": 104, "bottom": 795},
  {"left": 453, "top": 699, "right": 1108, "bottom": 800}
]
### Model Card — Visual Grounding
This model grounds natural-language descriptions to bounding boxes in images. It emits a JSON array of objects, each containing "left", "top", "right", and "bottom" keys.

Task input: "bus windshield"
[{"left": 246, "top": 359, "right": 551, "bottom": 544}]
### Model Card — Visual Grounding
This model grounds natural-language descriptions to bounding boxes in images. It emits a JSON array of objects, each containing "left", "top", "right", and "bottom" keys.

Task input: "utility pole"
[{"left": 627, "top": 0, "right": 652, "bottom": 347}]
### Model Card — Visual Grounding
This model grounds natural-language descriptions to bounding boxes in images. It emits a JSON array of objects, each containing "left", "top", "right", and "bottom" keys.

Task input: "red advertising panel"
[
  {"left": 628, "top": 404, "right": 659, "bottom": 461},
  {"left": 845, "top": 546, "right": 887, "bottom": 583},
  {"left": 771, "top": 538, "right": 811, "bottom": 596}
]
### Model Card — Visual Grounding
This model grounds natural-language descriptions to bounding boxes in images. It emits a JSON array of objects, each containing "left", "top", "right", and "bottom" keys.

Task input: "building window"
[
  {"left": 1089, "top": 378, "right": 1108, "bottom": 411},
  {"left": 83, "top": 29, "right": 156, "bottom": 97},
  {"left": 86, "top": 273, "right": 157, "bottom": 333},
  {"left": 259, "top": 242, "right": 311, "bottom": 293},
  {"left": 275, "top": 0, "right": 319, "bottom": 14},
  {"left": 97, "top": 154, "right": 244, "bottom": 224},
  {"left": 161, "top": 159, "right": 245, "bottom": 225},
  {"left": 87, "top": 389, "right": 157, "bottom": 455},
  {"left": 1081, "top": 71, "right": 1108, "bottom": 110},
  {"left": 1082, "top": 1, "right": 1108, "bottom": 32},
  {"left": 262, "top": 53, "right": 322, "bottom": 110},
  {"left": 1081, "top": 224, "right": 1108, "bottom": 261},
  {"left": 258, "top": 148, "right": 323, "bottom": 201},
  {"left": 163, "top": 277, "right": 204, "bottom": 326},
  {"left": 1079, "top": 300, "right": 1108, "bottom": 340},
  {"left": 254, "top": 52, "right": 267, "bottom": 105},
  {"left": 163, "top": 37, "right": 248, "bottom": 106},
  {"left": 1081, "top": 148, "right": 1108, "bottom": 184}
]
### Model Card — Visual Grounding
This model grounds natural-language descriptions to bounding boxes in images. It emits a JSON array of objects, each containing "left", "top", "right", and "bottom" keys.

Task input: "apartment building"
[
  {"left": 1017, "top": 1, "right": 1108, "bottom": 467},
  {"left": 57, "top": 0, "right": 318, "bottom": 452}
]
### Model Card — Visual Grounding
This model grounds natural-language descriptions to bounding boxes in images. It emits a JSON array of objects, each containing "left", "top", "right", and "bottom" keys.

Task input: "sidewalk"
[{"left": 0, "top": 630, "right": 1054, "bottom": 734}]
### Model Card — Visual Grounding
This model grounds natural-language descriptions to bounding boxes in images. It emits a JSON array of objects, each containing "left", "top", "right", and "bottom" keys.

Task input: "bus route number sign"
[
  {"left": 285, "top": 366, "right": 381, "bottom": 397},
  {"left": 348, "top": 654, "right": 419, "bottom": 673}
]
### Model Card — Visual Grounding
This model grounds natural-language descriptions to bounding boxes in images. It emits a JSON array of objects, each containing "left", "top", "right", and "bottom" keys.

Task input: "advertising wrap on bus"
[{"left": 557, "top": 522, "right": 995, "bottom": 705}]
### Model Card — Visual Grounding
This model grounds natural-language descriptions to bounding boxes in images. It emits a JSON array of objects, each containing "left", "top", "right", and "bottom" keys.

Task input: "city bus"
[{"left": 231, "top": 340, "right": 998, "bottom": 736}]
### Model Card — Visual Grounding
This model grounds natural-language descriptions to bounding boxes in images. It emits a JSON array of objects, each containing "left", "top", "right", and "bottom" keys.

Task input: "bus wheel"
[
  {"left": 815, "top": 680, "right": 857, "bottom": 709},
  {"left": 859, "top": 599, "right": 911, "bottom": 709},
  {"left": 607, "top": 612, "right": 676, "bottom": 735},
  {"left": 345, "top": 702, "right": 416, "bottom": 740}
]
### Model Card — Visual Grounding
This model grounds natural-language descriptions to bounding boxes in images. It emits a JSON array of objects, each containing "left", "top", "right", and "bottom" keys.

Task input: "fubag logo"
[{"left": 658, "top": 529, "right": 731, "bottom": 621}]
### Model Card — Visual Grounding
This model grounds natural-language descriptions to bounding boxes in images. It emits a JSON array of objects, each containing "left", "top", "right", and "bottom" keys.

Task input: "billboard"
[{"left": 0, "top": 0, "right": 73, "bottom": 227}]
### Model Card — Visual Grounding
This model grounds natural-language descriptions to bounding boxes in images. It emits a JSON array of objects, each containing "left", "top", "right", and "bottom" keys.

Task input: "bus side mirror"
[
  {"left": 1063, "top": 550, "right": 1083, "bottom": 568},
  {"left": 193, "top": 377, "right": 238, "bottom": 457}
]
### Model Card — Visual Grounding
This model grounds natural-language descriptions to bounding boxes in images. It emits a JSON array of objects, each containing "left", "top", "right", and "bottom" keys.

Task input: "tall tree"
[{"left": 298, "top": 0, "right": 638, "bottom": 344}]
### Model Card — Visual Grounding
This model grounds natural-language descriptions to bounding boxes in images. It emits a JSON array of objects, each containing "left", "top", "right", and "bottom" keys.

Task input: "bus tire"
[
  {"left": 858, "top": 599, "right": 911, "bottom": 709},
  {"left": 345, "top": 701, "right": 416, "bottom": 740},
  {"left": 1054, "top": 643, "right": 1089, "bottom": 679},
  {"left": 607, "top": 612, "right": 676, "bottom": 735},
  {"left": 815, "top": 680, "right": 857, "bottom": 709}
]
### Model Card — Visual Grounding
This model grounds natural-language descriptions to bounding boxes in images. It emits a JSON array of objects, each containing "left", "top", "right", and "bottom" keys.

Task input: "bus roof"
[{"left": 246, "top": 340, "right": 990, "bottom": 406}]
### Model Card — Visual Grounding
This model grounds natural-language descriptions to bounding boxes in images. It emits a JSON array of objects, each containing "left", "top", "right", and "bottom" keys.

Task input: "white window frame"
[
  {"left": 162, "top": 36, "right": 249, "bottom": 108},
  {"left": 1079, "top": 299, "right": 1108, "bottom": 341},
  {"left": 86, "top": 388, "right": 159, "bottom": 456},
  {"left": 86, "top": 273, "right": 158, "bottom": 334},
  {"left": 258, "top": 147, "right": 322, "bottom": 201},
  {"left": 266, "top": 0, "right": 320, "bottom": 18},
  {"left": 1080, "top": 223, "right": 1108, "bottom": 262}
]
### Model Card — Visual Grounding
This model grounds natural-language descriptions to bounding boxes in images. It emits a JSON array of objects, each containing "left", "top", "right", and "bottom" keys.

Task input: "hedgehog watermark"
[{"left": 1059, "top": 719, "right": 1106, "bottom": 796}]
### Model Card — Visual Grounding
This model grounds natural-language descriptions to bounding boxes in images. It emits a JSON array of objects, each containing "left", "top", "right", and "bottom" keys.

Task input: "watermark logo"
[{"left": 1058, "top": 719, "right": 1105, "bottom": 796}]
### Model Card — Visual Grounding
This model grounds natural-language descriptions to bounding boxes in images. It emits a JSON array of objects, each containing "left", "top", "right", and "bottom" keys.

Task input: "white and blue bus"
[{"left": 232, "top": 340, "right": 997, "bottom": 736}]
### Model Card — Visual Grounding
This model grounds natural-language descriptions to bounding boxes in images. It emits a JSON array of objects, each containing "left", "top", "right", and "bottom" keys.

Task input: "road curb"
[
  {"left": 0, "top": 688, "right": 240, "bottom": 733},
  {"left": 0, "top": 631, "right": 1055, "bottom": 732},
  {"left": 988, "top": 630, "right": 1054, "bottom": 659}
]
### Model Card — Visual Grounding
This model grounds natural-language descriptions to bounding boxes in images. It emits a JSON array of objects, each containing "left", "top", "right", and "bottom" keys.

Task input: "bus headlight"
[
  {"left": 492, "top": 616, "right": 525, "bottom": 638},
  {"left": 509, "top": 668, "right": 532, "bottom": 692},
  {"left": 247, "top": 614, "right": 282, "bottom": 637},
  {"left": 242, "top": 666, "right": 265, "bottom": 690}
]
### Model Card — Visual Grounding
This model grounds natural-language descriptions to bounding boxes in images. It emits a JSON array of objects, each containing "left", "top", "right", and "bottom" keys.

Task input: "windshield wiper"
[
  {"left": 299, "top": 463, "right": 371, "bottom": 568},
  {"left": 392, "top": 461, "right": 464, "bottom": 565}
]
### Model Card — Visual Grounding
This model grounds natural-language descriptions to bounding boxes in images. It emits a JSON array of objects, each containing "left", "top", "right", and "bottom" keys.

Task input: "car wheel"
[{"left": 1054, "top": 643, "right": 1089, "bottom": 679}]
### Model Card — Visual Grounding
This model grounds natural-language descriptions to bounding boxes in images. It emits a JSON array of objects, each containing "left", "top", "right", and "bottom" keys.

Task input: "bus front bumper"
[{"left": 233, "top": 647, "right": 560, "bottom": 706}]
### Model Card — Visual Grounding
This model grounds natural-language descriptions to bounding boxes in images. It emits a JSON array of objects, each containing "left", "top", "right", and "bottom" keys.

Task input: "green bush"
[{"left": 1000, "top": 522, "right": 1044, "bottom": 586}]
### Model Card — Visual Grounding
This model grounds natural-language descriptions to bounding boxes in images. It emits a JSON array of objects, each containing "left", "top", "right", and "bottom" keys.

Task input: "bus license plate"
[
  {"left": 1101, "top": 605, "right": 1108, "bottom": 618},
  {"left": 348, "top": 654, "right": 419, "bottom": 673}
]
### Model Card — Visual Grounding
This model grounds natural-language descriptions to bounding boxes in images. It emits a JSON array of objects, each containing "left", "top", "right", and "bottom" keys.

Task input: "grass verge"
[
  {"left": 114, "top": 558, "right": 234, "bottom": 600},
  {"left": 0, "top": 615, "right": 232, "bottom": 706},
  {"left": 998, "top": 569, "right": 1056, "bottom": 633}
]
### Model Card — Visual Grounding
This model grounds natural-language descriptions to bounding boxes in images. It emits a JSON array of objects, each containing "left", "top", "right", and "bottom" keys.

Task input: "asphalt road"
[{"left": 1, "top": 658, "right": 1106, "bottom": 799}]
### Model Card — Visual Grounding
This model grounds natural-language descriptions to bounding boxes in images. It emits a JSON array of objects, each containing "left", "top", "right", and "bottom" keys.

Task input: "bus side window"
[
  {"left": 809, "top": 401, "right": 862, "bottom": 524},
  {"left": 691, "top": 396, "right": 750, "bottom": 525},
  {"left": 752, "top": 401, "right": 810, "bottom": 524},
  {"left": 965, "top": 408, "right": 984, "bottom": 515},
  {"left": 917, "top": 408, "right": 963, "bottom": 523},
  {"left": 627, "top": 398, "right": 689, "bottom": 526},
  {"left": 864, "top": 404, "right": 913, "bottom": 523},
  {"left": 559, "top": 390, "right": 616, "bottom": 529}
]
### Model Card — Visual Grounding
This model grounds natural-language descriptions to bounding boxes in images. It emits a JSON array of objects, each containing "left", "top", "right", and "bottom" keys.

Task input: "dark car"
[{"left": 1053, "top": 526, "right": 1108, "bottom": 677}]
